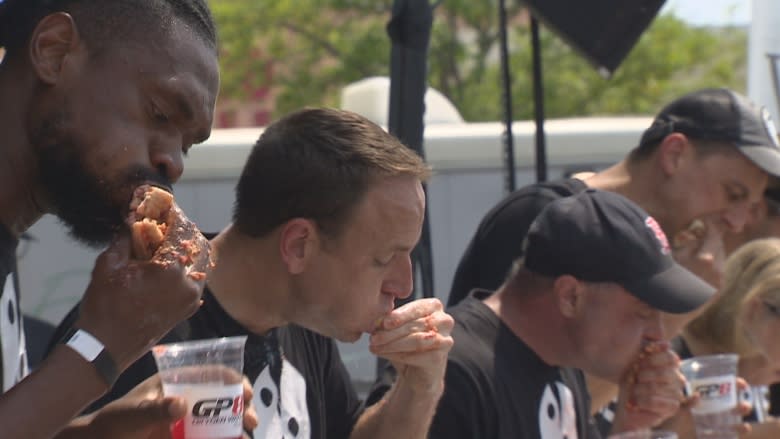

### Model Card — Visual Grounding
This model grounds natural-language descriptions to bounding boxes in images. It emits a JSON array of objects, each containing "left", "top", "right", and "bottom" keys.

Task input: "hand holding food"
[
  {"left": 670, "top": 217, "right": 725, "bottom": 288},
  {"left": 129, "top": 185, "right": 213, "bottom": 280},
  {"left": 369, "top": 298, "right": 454, "bottom": 395},
  {"left": 75, "top": 185, "right": 213, "bottom": 372}
]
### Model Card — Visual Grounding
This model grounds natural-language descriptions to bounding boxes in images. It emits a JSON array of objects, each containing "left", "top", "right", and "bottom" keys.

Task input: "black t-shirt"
[
  {"left": 430, "top": 290, "right": 599, "bottom": 439},
  {"left": 448, "top": 178, "right": 588, "bottom": 307},
  {"left": 0, "top": 224, "right": 26, "bottom": 393},
  {"left": 51, "top": 287, "right": 363, "bottom": 439}
]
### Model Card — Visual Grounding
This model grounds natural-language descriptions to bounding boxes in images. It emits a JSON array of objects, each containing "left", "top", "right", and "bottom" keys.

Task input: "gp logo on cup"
[
  {"left": 193, "top": 395, "right": 244, "bottom": 417},
  {"left": 694, "top": 382, "right": 732, "bottom": 402},
  {"left": 686, "top": 375, "right": 737, "bottom": 414}
]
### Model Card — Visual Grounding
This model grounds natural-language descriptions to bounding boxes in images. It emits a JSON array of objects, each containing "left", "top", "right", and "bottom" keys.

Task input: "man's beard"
[{"left": 35, "top": 116, "right": 170, "bottom": 248}]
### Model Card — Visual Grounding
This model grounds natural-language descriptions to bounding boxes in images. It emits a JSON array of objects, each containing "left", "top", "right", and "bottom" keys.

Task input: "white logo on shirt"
[
  {"left": 252, "top": 359, "right": 310, "bottom": 438},
  {"left": 538, "top": 381, "right": 578, "bottom": 439},
  {"left": 1, "top": 275, "right": 28, "bottom": 392}
]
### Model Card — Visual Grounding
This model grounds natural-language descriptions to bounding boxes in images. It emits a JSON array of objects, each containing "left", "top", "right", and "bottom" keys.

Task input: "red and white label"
[
  {"left": 645, "top": 216, "right": 671, "bottom": 255},
  {"left": 164, "top": 382, "right": 244, "bottom": 439}
]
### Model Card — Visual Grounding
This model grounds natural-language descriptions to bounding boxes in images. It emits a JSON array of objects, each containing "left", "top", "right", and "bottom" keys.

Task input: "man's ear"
[
  {"left": 279, "top": 218, "right": 318, "bottom": 274},
  {"left": 29, "top": 12, "right": 81, "bottom": 85},
  {"left": 656, "top": 132, "right": 691, "bottom": 177},
  {"left": 553, "top": 275, "right": 584, "bottom": 318}
]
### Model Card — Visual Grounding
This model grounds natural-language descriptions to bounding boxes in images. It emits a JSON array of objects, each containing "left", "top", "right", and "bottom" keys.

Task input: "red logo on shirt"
[{"left": 644, "top": 217, "right": 670, "bottom": 255}]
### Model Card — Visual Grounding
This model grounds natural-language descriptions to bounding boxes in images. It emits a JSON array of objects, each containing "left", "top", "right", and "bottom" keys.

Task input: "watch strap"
[{"left": 61, "top": 327, "right": 119, "bottom": 387}]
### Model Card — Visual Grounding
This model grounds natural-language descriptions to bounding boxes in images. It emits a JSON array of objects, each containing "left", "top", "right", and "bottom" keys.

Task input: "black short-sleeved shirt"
[
  {"left": 448, "top": 178, "right": 588, "bottom": 307},
  {"left": 429, "top": 290, "right": 600, "bottom": 439},
  {"left": 51, "top": 287, "right": 363, "bottom": 439},
  {"left": 0, "top": 224, "right": 26, "bottom": 393}
]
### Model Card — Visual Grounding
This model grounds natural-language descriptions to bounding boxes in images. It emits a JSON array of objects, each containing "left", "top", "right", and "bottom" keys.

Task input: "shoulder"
[
  {"left": 477, "top": 178, "right": 585, "bottom": 234},
  {"left": 447, "top": 298, "right": 502, "bottom": 376}
]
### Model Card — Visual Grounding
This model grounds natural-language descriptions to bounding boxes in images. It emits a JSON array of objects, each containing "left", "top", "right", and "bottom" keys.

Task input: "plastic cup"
[
  {"left": 152, "top": 336, "right": 248, "bottom": 439},
  {"left": 608, "top": 430, "right": 678, "bottom": 439},
  {"left": 680, "top": 354, "right": 740, "bottom": 439}
]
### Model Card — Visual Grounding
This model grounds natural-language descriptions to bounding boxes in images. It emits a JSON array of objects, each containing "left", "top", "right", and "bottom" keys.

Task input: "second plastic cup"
[
  {"left": 152, "top": 336, "right": 248, "bottom": 439},
  {"left": 680, "top": 354, "right": 740, "bottom": 439}
]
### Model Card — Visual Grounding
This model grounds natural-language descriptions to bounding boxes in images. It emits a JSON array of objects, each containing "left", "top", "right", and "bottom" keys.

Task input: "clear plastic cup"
[
  {"left": 608, "top": 430, "right": 678, "bottom": 439},
  {"left": 680, "top": 354, "right": 740, "bottom": 439},
  {"left": 152, "top": 336, "right": 248, "bottom": 439}
]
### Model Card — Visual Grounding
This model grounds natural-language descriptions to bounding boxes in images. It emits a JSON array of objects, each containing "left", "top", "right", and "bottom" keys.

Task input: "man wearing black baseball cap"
[
  {"left": 639, "top": 88, "right": 780, "bottom": 177},
  {"left": 450, "top": 88, "right": 778, "bottom": 309},
  {"left": 427, "top": 189, "right": 715, "bottom": 439}
]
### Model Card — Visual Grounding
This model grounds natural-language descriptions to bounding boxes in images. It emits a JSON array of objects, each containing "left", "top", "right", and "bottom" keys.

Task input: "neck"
[
  {"left": 206, "top": 225, "right": 291, "bottom": 335},
  {"left": 0, "top": 62, "right": 47, "bottom": 236},
  {"left": 484, "top": 286, "right": 570, "bottom": 367}
]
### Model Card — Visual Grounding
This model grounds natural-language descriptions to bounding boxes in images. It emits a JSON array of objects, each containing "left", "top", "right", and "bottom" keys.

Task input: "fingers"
[
  {"left": 371, "top": 310, "right": 453, "bottom": 346},
  {"left": 368, "top": 299, "right": 454, "bottom": 391},
  {"left": 671, "top": 216, "right": 726, "bottom": 287},
  {"left": 380, "top": 298, "right": 444, "bottom": 330},
  {"left": 242, "top": 376, "right": 258, "bottom": 430},
  {"left": 370, "top": 329, "right": 452, "bottom": 355},
  {"left": 736, "top": 400, "right": 753, "bottom": 417},
  {"left": 618, "top": 345, "right": 687, "bottom": 424},
  {"left": 381, "top": 348, "right": 451, "bottom": 369},
  {"left": 96, "top": 395, "right": 186, "bottom": 435},
  {"left": 369, "top": 304, "right": 454, "bottom": 357}
]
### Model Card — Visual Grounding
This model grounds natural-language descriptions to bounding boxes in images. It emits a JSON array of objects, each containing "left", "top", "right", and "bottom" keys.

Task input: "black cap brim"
[
  {"left": 738, "top": 145, "right": 780, "bottom": 177},
  {"left": 621, "top": 263, "right": 716, "bottom": 314}
]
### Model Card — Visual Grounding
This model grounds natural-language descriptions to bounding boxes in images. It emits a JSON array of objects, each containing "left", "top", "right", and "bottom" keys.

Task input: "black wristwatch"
[{"left": 60, "top": 327, "right": 119, "bottom": 387}]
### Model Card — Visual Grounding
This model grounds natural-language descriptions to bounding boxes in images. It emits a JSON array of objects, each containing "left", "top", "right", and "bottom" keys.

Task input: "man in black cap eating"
[
  {"left": 450, "top": 88, "right": 780, "bottom": 308},
  {"left": 427, "top": 189, "right": 716, "bottom": 439}
]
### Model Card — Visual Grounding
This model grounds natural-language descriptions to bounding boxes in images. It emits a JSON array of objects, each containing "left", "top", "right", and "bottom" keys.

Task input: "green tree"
[{"left": 209, "top": 0, "right": 747, "bottom": 123}]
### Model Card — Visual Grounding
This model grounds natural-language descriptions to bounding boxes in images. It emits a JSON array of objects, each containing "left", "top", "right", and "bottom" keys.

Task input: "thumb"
[
  {"left": 136, "top": 396, "right": 188, "bottom": 422},
  {"left": 115, "top": 397, "right": 187, "bottom": 431},
  {"left": 91, "top": 396, "right": 187, "bottom": 437}
]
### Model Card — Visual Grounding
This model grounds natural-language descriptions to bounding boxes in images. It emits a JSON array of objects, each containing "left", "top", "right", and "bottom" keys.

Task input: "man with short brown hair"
[{"left": 54, "top": 108, "right": 454, "bottom": 439}]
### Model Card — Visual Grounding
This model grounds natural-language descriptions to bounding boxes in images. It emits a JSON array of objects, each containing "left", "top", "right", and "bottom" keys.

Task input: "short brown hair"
[{"left": 233, "top": 107, "right": 430, "bottom": 238}]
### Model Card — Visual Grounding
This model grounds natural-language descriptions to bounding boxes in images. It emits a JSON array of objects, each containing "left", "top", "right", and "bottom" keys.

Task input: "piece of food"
[
  {"left": 671, "top": 218, "right": 706, "bottom": 249},
  {"left": 129, "top": 185, "right": 213, "bottom": 277},
  {"left": 130, "top": 187, "right": 174, "bottom": 260}
]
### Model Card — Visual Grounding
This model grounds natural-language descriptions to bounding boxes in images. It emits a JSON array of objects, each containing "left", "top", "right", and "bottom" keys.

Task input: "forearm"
[
  {"left": 0, "top": 345, "right": 106, "bottom": 439},
  {"left": 350, "top": 374, "right": 443, "bottom": 439}
]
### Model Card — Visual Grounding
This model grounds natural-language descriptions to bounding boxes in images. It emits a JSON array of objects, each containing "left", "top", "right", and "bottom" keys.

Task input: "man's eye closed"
[
  {"left": 375, "top": 255, "right": 394, "bottom": 267},
  {"left": 151, "top": 105, "right": 169, "bottom": 124}
]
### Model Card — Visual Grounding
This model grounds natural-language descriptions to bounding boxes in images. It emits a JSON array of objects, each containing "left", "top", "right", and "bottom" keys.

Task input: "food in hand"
[
  {"left": 672, "top": 218, "right": 706, "bottom": 249},
  {"left": 129, "top": 185, "right": 213, "bottom": 277}
]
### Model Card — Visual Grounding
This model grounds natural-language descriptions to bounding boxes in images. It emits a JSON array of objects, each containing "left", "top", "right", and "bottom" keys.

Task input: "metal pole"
[
  {"left": 498, "top": 0, "right": 516, "bottom": 193},
  {"left": 530, "top": 16, "right": 547, "bottom": 183}
]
